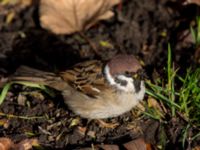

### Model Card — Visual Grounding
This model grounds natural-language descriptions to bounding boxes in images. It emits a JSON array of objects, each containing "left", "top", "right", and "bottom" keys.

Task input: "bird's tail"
[{"left": 8, "top": 66, "right": 69, "bottom": 91}]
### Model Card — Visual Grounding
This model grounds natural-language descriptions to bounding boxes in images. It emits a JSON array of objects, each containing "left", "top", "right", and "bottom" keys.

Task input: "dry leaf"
[
  {"left": 123, "top": 138, "right": 152, "bottom": 150},
  {"left": 0, "top": 138, "right": 14, "bottom": 150},
  {"left": 99, "top": 144, "right": 120, "bottom": 150},
  {"left": 0, "top": 119, "right": 10, "bottom": 129},
  {"left": 17, "top": 93, "right": 27, "bottom": 106},
  {"left": 19, "top": 0, "right": 33, "bottom": 7},
  {"left": 193, "top": 146, "right": 200, "bottom": 150},
  {"left": 0, "top": 0, "right": 33, "bottom": 7},
  {"left": 40, "top": 0, "right": 120, "bottom": 34},
  {"left": 69, "top": 118, "right": 80, "bottom": 128},
  {"left": 147, "top": 97, "right": 165, "bottom": 119},
  {"left": 77, "top": 126, "right": 87, "bottom": 135},
  {"left": 148, "top": 97, "right": 163, "bottom": 112},
  {"left": 0, "top": 137, "right": 39, "bottom": 150},
  {"left": 15, "top": 139, "right": 39, "bottom": 150},
  {"left": 5, "top": 11, "right": 15, "bottom": 24},
  {"left": 183, "top": 0, "right": 200, "bottom": 5}
]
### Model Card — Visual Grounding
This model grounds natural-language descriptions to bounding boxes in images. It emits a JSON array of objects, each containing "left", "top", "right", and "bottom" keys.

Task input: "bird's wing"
[
  {"left": 10, "top": 66, "right": 70, "bottom": 91},
  {"left": 60, "top": 60, "right": 108, "bottom": 97}
]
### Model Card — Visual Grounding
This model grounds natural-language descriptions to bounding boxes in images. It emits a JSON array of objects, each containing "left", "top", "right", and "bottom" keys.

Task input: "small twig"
[
  {"left": 0, "top": 112, "right": 45, "bottom": 120},
  {"left": 78, "top": 31, "right": 101, "bottom": 56}
]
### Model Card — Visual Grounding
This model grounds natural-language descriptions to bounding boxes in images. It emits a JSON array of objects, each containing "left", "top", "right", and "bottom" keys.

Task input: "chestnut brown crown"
[{"left": 107, "top": 54, "right": 142, "bottom": 76}]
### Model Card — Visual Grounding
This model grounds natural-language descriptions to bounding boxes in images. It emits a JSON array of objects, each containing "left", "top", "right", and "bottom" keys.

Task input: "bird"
[{"left": 9, "top": 54, "right": 145, "bottom": 119}]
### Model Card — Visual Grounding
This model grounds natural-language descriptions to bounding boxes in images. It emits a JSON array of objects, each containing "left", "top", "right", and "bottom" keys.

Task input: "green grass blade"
[
  {"left": 11, "top": 81, "right": 45, "bottom": 89},
  {"left": 12, "top": 81, "right": 56, "bottom": 97},
  {"left": 191, "top": 132, "right": 200, "bottom": 141},
  {"left": 167, "top": 44, "right": 172, "bottom": 88},
  {"left": 146, "top": 89, "right": 181, "bottom": 109},
  {"left": 167, "top": 44, "right": 176, "bottom": 116},
  {"left": 142, "top": 111, "right": 161, "bottom": 120},
  {"left": 146, "top": 81, "right": 180, "bottom": 96},
  {"left": 0, "top": 83, "right": 12, "bottom": 105},
  {"left": 182, "top": 124, "right": 190, "bottom": 148},
  {"left": 190, "top": 26, "right": 197, "bottom": 45},
  {"left": 171, "top": 64, "right": 176, "bottom": 116},
  {"left": 197, "top": 16, "right": 200, "bottom": 45}
]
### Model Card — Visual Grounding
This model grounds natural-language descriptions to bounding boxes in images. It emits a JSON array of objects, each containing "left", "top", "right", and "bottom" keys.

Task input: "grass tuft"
[
  {"left": 190, "top": 16, "right": 200, "bottom": 47},
  {"left": 179, "top": 68, "right": 200, "bottom": 125},
  {"left": 0, "top": 83, "right": 11, "bottom": 105},
  {"left": 145, "top": 45, "right": 200, "bottom": 148},
  {"left": 0, "top": 81, "right": 55, "bottom": 106}
]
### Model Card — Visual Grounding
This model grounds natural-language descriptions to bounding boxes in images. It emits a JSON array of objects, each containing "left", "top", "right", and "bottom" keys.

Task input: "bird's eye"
[{"left": 124, "top": 71, "right": 132, "bottom": 77}]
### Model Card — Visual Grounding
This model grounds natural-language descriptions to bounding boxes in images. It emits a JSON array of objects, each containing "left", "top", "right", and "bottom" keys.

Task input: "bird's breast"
[
  {"left": 62, "top": 88, "right": 142, "bottom": 119},
  {"left": 97, "top": 91, "right": 141, "bottom": 118}
]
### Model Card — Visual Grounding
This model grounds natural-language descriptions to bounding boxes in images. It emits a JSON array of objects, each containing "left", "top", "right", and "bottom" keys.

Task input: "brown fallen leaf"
[
  {"left": 0, "top": 138, "right": 14, "bottom": 150},
  {"left": 193, "top": 146, "right": 200, "bottom": 150},
  {"left": 77, "top": 126, "right": 87, "bottom": 135},
  {"left": 19, "top": 0, "right": 34, "bottom": 7},
  {"left": 0, "top": 0, "right": 33, "bottom": 8},
  {"left": 123, "top": 138, "right": 152, "bottom": 150},
  {"left": 15, "top": 139, "right": 39, "bottom": 150},
  {"left": 0, "top": 137, "right": 39, "bottom": 150},
  {"left": 5, "top": 11, "right": 15, "bottom": 24},
  {"left": 17, "top": 93, "right": 27, "bottom": 106},
  {"left": 99, "top": 144, "right": 119, "bottom": 150},
  {"left": 183, "top": 0, "right": 200, "bottom": 5},
  {"left": 147, "top": 97, "right": 163, "bottom": 113},
  {"left": 40, "top": 0, "right": 120, "bottom": 34},
  {"left": 0, "top": 119, "right": 9, "bottom": 129}
]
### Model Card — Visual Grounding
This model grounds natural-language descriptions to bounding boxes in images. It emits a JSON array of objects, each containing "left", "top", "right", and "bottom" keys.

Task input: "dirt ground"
[{"left": 0, "top": 0, "right": 199, "bottom": 149}]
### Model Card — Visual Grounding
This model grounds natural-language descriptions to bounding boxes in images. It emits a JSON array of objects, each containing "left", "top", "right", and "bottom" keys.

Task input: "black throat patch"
[{"left": 133, "top": 79, "right": 141, "bottom": 93}]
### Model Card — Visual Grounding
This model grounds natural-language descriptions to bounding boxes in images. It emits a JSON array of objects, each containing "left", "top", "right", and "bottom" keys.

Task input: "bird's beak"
[
  {"left": 132, "top": 74, "right": 138, "bottom": 79},
  {"left": 132, "top": 69, "right": 147, "bottom": 80}
]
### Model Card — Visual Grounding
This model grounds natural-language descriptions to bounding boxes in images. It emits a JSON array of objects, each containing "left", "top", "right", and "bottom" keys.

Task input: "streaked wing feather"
[
  {"left": 60, "top": 60, "right": 106, "bottom": 97},
  {"left": 10, "top": 66, "right": 70, "bottom": 91}
]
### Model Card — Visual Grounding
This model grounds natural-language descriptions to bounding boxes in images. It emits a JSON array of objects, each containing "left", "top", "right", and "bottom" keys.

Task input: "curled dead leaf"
[
  {"left": 0, "top": 0, "right": 33, "bottom": 7},
  {"left": 147, "top": 97, "right": 162, "bottom": 112},
  {"left": 193, "top": 146, "right": 200, "bottom": 150},
  {"left": 69, "top": 118, "right": 80, "bottom": 128},
  {"left": 0, "top": 137, "right": 39, "bottom": 150},
  {"left": 15, "top": 139, "right": 39, "bottom": 150},
  {"left": 0, "top": 138, "right": 14, "bottom": 150},
  {"left": 40, "top": 0, "right": 120, "bottom": 34},
  {"left": 183, "top": 0, "right": 200, "bottom": 5},
  {"left": 99, "top": 144, "right": 119, "bottom": 150},
  {"left": 123, "top": 138, "right": 152, "bottom": 150},
  {"left": 0, "top": 119, "right": 10, "bottom": 129},
  {"left": 5, "top": 11, "right": 15, "bottom": 24}
]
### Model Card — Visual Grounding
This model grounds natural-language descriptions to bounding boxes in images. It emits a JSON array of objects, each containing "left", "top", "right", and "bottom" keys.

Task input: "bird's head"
[{"left": 104, "top": 54, "right": 145, "bottom": 99}]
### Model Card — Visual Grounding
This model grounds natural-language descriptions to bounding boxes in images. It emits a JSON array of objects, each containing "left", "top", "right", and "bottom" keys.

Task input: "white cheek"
[
  {"left": 104, "top": 65, "right": 135, "bottom": 92},
  {"left": 104, "top": 65, "right": 116, "bottom": 85},
  {"left": 116, "top": 75, "right": 134, "bottom": 92}
]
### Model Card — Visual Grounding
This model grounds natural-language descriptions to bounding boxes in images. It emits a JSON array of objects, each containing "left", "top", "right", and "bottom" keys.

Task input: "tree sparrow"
[{"left": 10, "top": 55, "right": 145, "bottom": 119}]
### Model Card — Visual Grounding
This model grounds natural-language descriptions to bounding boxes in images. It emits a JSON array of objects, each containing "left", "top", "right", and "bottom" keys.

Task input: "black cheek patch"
[
  {"left": 114, "top": 78, "right": 128, "bottom": 86},
  {"left": 133, "top": 79, "right": 141, "bottom": 93}
]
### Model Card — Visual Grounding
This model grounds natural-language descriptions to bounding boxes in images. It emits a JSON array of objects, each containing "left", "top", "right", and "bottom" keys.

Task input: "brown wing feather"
[
  {"left": 10, "top": 66, "right": 69, "bottom": 91},
  {"left": 60, "top": 60, "right": 107, "bottom": 97}
]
